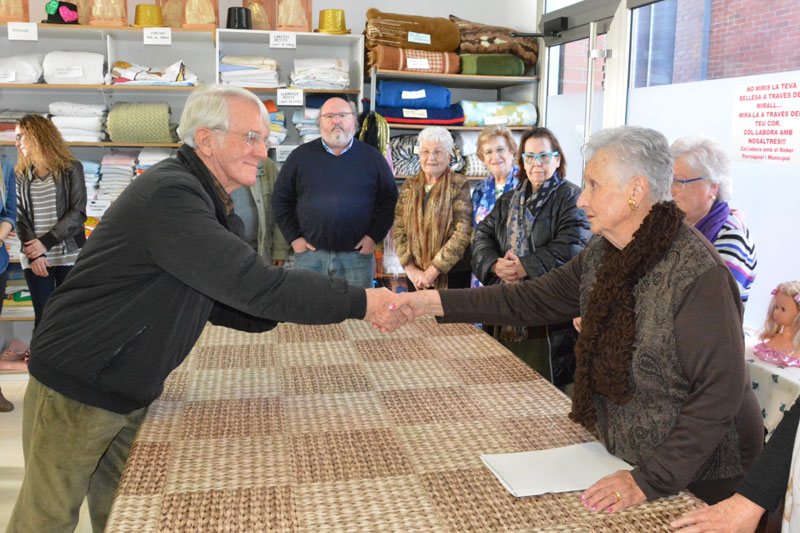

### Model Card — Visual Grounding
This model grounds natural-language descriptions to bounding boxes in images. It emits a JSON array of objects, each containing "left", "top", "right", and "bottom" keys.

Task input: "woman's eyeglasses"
[
  {"left": 671, "top": 176, "right": 704, "bottom": 191},
  {"left": 522, "top": 151, "right": 559, "bottom": 165},
  {"left": 483, "top": 146, "right": 509, "bottom": 158}
]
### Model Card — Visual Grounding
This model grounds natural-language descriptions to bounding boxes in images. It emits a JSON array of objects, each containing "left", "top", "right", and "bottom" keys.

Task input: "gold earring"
[{"left": 628, "top": 199, "right": 638, "bottom": 211}]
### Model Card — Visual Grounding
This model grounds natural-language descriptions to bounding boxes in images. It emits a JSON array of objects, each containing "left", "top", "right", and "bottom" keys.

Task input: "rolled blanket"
[
  {"left": 0, "top": 54, "right": 44, "bottom": 84},
  {"left": 460, "top": 101, "right": 537, "bottom": 127},
  {"left": 377, "top": 81, "right": 451, "bottom": 109},
  {"left": 375, "top": 104, "right": 464, "bottom": 126},
  {"left": 450, "top": 15, "right": 539, "bottom": 71},
  {"left": 365, "top": 8, "right": 460, "bottom": 52},
  {"left": 51, "top": 115, "right": 105, "bottom": 132},
  {"left": 106, "top": 102, "right": 176, "bottom": 143},
  {"left": 49, "top": 101, "right": 107, "bottom": 117},
  {"left": 43, "top": 51, "right": 105, "bottom": 85},
  {"left": 459, "top": 54, "right": 525, "bottom": 76},
  {"left": 367, "top": 46, "right": 459, "bottom": 74}
]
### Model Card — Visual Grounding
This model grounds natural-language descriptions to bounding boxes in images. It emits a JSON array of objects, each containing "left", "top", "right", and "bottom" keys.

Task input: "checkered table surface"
[{"left": 106, "top": 317, "right": 703, "bottom": 532}]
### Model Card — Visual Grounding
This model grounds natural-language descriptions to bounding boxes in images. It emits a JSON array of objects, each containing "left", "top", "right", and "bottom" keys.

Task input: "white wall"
[{"left": 628, "top": 70, "right": 800, "bottom": 328}]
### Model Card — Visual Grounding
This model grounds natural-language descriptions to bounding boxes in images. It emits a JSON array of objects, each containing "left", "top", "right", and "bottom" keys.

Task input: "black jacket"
[
  {"left": 16, "top": 160, "right": 87, "bottom": 253},
  {"left": 28, "top": 146, "right": 366, "bottom": 414}
]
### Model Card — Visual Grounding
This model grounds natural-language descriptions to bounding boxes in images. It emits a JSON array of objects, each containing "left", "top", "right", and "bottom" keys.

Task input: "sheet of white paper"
[{"left": 481, "top": 441, "right": 633, "bottom": 497}]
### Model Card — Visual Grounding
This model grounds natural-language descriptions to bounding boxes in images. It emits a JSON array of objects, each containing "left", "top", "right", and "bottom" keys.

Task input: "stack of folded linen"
[
  {"left": 95, "top": 151, "right": 137, "bottom": 203},
  {"left": 110, "top": 60, "right": 198, "bottom": 86},
  {"left": 291, "top": 108, "right": 321, "bottom": 144},
  {"left": 43, "top": 51, "right": 104, "bottom": 85},
  {"left": 0, "top": 54, "right": 45, "bottom": 84},
  {"left": 48, "top": 101, "right": 107, "bottom": 143},
  {"left": 0, "top": 110, "right": 34, "bottom": 141},
  {"left": 263, "top": 100, "right": 287, "bottom": 147},
  {"left": 80, "top": 159, "right": 100, "bottom": 184},
  {"left": 220, "top": 55, "right": 282, "bottom": 88},
  {"left": 290, "top": 58, "right": 349, "bottom": 90},
  {"left": 374, "top": 80, "right": 465, "bottom": 126},
  {"left": 136, "top": 147, "right": 173, "bottom": 176}
]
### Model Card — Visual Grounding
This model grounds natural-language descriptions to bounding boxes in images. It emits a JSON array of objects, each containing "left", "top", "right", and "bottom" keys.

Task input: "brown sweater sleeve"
[
  {"left": 438, "top": 251, "right": 583, "bottom": 325},
  {"left": 630, "top": 264, "right": 758, "bottom": 500}
]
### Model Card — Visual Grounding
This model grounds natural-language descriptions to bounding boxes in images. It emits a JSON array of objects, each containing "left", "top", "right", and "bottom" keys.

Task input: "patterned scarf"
[
  {"left": 401, "top": 168, "right": 457, "bottom": 289},
  {"left": 569, "top": 201, "right": 684, "bottom": 431},
  {"left": 472, "top": 165, "right": 520, "bottom": 227}
]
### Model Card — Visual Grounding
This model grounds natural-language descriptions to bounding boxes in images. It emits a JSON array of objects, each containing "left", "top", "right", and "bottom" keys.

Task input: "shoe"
[{"left": 0, "top": 388, "right": 13, "bottom": 412}]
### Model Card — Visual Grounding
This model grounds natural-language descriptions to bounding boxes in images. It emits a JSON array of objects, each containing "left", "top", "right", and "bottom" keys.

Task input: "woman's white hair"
[
  {"left": 670, "top": 135, "right": 733, "bottom": 202},
  {"left": 582, "top": 125, "right": 673, "bottom": 204},
  {"left": 417, "top": 126, "right": 454, "bottom": 152},
  {"left": 177, "top": 85, "right": 268, "bottom": 148}
]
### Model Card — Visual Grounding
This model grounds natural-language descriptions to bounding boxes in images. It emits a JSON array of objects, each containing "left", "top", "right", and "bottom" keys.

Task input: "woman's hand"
[
  {"left": 670, "top": 493, "right": 764, "bottom": 532},
  {"left": 23, "top": 238, "right": 46, "bottom": 260},
  {"left": 404, "top": 264, "right": 425, "bottom": 290},
  {"left": 580, "top": 470, "right": 646, "bottom": 513},
  {"left": 495, "top": 251, "right": 527, "bottom": 282},
  {"left": 30, "top": 256, "right": 50, "bottom": 277},
  {"left": 419, "top": 265, "right": 440, "bottom": 289}
]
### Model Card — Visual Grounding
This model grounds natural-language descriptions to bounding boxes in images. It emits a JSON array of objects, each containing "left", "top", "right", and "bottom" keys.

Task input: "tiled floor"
[{"left": 0, "top": 374, "right": 92, "bottom": 532}]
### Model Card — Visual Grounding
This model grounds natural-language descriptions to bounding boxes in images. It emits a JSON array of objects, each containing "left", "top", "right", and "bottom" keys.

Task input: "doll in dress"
[{"left": 754, "top": 281, "right": 800, "bottom": 366}]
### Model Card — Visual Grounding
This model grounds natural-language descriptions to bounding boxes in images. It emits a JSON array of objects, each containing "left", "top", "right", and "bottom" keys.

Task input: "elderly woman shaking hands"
[{"left": 395, "top": 125, "right": 763, "bottom": 513}]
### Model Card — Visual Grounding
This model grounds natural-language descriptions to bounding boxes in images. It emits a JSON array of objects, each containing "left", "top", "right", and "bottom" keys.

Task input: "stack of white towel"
[
  {"left": 95, "top": 151, "right": 137, "bottom": 203},
  {"left": 219, "top": 55, "right": 283, "bottom": 88},
  {"left": 49, "top": 102, "right": 107, "bottom": 143},
  {"left": 292, "top": 107, "right": 321, "bottom": 144},
  {"left": 290, "top": 58, "right": 350, "bottom": 90},
  {"left": 136, "top": 147, "right": 173, "bottom": 176}
]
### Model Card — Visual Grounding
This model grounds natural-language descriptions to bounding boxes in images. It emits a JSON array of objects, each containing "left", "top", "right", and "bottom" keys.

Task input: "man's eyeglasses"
[
  {"left": 483, "top": 146, "right": 509, "bottom": 158},
  {"left": 522, "top": 151, "right": 559, "bottom": 165},
  {"left": 320, "top": 112, "right": 353, "bottom": 121},
  {"left": 213, "top": 128, "right": 267, "bottom": 148},
  {"left": 671, "top": 176, "right": 704, "bottom": 191}
]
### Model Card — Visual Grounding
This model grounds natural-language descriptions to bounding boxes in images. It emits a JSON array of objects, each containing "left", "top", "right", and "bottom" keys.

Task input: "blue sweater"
[{"left": 273, "top": 139, "right": 398, "bottom": 252}]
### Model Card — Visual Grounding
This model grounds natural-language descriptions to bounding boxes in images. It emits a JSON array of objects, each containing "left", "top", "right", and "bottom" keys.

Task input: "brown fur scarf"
[{"left": 569, "top": 201, "right": 685, "bottom": 431}]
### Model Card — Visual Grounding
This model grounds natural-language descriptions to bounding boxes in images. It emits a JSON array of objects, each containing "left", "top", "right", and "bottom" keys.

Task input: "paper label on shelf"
[
  {"left": 86, "top": 200, "right": 111, "bottom": 218},
  {"left": 277, "top": 89, "right": 303, "bottom": 106},
  {"left": 407, "top": 31, "right": 431, "bottom": 45},
  {"left": 55, "top": 66, "right": 83, "bottom": 78},
  {"left": 406, "top": 58, "right": 430, "bottom": 70},
  {"left": 143, "top": 27, "right": 172, "bottom": 46},
  {"left": 270, "top": 32, "right": 297, "bottom": 49},
  {"left": 403, "top": 109, "right": 428, "bottom": 118},
  {"left": 0, "top": 71, "right": 16, "bottom": 83},
  {"left": 8, "top": 22, "right": 38, "bottom": 41},
  {"left": 276, "top": 144, "right": 298, "bottom": 162},
  {"left": 485, "top": 115, "right": 509, "bottom": 125},
  {"left": 401, "top": 89, "right": 426, "bottom": 100}
]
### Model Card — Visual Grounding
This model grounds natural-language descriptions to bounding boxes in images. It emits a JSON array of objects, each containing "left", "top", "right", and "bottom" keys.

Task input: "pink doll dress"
[{"left": 754, "top": 342, "right": 800, "bottom": 368}]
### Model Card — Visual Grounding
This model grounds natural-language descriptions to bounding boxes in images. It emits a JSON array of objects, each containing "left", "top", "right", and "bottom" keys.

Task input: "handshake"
[{"left": 363, "top": 288, "right": 441, "bottom": 333}]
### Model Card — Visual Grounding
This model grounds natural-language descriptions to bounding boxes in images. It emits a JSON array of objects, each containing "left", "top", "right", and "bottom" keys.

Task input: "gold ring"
[{"left": 613, "top": 491, "right": 622, "bottom": 502}]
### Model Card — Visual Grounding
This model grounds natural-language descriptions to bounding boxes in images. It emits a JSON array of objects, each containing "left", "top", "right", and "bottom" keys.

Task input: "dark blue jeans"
[{"left": 24, "top": 264, "right": 73, "bottom": 327}]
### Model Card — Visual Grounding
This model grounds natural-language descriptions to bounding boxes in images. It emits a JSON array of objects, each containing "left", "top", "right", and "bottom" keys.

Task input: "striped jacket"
[{"left": 712, "top": 211, "right": 757, "bottom": 305}]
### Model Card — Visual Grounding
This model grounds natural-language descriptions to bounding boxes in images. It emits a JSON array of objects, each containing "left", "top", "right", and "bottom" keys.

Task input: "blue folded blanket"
[
  {"left": 377, "top": 81, "right": 451, "bottom": 109},
  {"left": 375, "top": 104, "right": 464, "bottom": 125},
  {"left": 80, "top": 160, "right": 100, "bottom": 176}
]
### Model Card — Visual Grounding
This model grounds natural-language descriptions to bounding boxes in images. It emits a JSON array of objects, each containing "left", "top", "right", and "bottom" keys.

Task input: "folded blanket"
[
  {"left": 375, "top": 104, "right": 464, "bottom": 126},
  {"left": 79, "top": 160, "right": 100, "bottom": 176},
  {"left": 365, "top": 8, "right": 460, "bottom": 52},
  {"left": 220, "top": 69, "right": 280, "bottom": 81},
  {"left": 460, "top": 100, "right": 537, "bottom": 127},
  {"left": 450, "top": 15, "right": 539, "bottom": 70},
  {"left": 220, "top": 56, "right": 279, "bottom": 70},
  {"left": 49, "top": 101, "right": 107, "bottom": 117},
  {"left": 0, "top": 54, "right": 44, "bottom": 84},
  {"left": 290, "top": 68, "right": 349, "bottom": 89},
  {"left": 137, "top": 147, "right": 173, "bottom": 165},
  {"left": 56, "top": 127, "right": 105, "bottom": 139},
  {"left": 61, "top": 132, "right": 105, "bottom": 142},
  {"left": 107, "top": 102, "right": 175, "bottom": 143},
  {"left": 43, "top": 51, "right": 104, "bottom": 85},
  {"left": 377, "top": 81, "right": 451, "bottom": 109},
  {"left": 101, "top": 151, "right": 138, "bottom": 166},
  {"left": 293, "top": 58, "right": 348, "bottom": 73},
  {"left": 367, "top": 46, "right": 459, "bottom": 74},
  {"left": 51, "top": 115, "right": 105, "bottom": 132},
  {"left": 459, "top": 54, "right": 525, "bottom": 76},
  {"left": 304, "top": 108, "right": 320, "bottom": 120}
]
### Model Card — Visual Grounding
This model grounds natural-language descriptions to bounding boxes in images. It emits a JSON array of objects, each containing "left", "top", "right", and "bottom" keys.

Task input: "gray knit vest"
[{"left": 579, "top": 224, "right": 744, "bottom": 481}]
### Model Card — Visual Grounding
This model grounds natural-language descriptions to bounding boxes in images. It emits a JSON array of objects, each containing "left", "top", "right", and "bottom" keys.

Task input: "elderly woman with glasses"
[
  {"left": 396, "top": 125, "right": 763, "bottom": 513},
  {"left": 671, "top": 135, "right": 756, "bottom": 304},
  {"left": 393, "top": 126, "right": 473, "bottom": 290},
  {"left": 470, "top": 127, "right": 590, "bottom": 386}
]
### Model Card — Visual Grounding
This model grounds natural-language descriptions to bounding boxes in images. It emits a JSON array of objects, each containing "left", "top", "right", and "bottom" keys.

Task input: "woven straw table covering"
[{"left": 106, "top": 317, "right": 703, "bottom": 532}]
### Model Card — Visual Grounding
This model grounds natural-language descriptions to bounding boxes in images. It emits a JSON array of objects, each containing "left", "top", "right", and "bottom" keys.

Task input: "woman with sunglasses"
[
  {"left": 471, "top": 126, "right": 590, "bottom": 387},
  {"left": 670, "top": 135, "right": 756, "bottom": 305}
]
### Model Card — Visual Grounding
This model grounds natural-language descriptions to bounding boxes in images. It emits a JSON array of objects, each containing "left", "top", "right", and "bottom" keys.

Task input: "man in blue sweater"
[{"left": 273, "top": 97, "right": 398, "bottom": 288}]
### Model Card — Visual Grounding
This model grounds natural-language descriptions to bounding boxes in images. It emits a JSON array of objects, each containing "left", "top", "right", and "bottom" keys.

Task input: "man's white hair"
[{"left": 177, "top": 85, "right": 268, "bottom": 148}]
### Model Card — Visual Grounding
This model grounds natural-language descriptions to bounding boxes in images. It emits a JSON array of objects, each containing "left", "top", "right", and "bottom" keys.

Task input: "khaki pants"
[{"left": 7, "top": 376, "right": 146, "bottom": 533}]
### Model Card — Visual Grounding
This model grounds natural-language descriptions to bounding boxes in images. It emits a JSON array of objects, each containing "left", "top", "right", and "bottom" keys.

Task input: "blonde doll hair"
[{"left": 760, "top": 281, "right": 800, "bottom": 351}]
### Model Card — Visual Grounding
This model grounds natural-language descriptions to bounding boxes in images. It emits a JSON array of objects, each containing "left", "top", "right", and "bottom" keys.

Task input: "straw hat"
[
  {"left": 314, "top": 9, "right": 349, "bottom": 34},
  {"left": 132, "top": 4, "right": 165, "bottom": 27}
]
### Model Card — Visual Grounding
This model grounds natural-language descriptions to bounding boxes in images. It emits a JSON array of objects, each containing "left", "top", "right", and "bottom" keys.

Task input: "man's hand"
[
  {"left": 580, "top": 470, "right": 646, "bottom": 514},
  {"left": 30, "top": 256, "right": 50, "bottom": 277},
  {"left": 494, "top": 251, "right": 527, "bottom": 282},
  {"left": 364, "top": 288, "right": 411, "bottom": 333},
  {"left": 671, "top": 493, "right": 764, "bottom": 533},
  {"left": 291, "top": 237, "right": 316, "bottom": 254},
  {"left": 272, "top": 260, "right": 285, "bottom": 266},
  {"left": 354, "top": 235, "right": 376, "bottom": 255},
  {"left": 23, "top": 238, "right": 46, "bottom": 260}
]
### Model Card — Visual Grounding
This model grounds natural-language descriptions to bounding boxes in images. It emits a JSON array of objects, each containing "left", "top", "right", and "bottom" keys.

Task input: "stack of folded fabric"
[
  {"left": 110, "top": 60, "right": 198, "bottom": 86},
  {"left": 0, "top": 54, "right": 45, "bottom": 84},
  {"left": 219, "top": 55, "right": 282, "bottom": 88},
  {"left": 95, "top": 151, "right": 138, "bottom": 203},
  {"left": 290, "top": 58, "right": 349, "bottom": 90},
  {"left": 80, "top": 159, "right": 101, "bottom": 183},
  {"left": 106, "top": 102, "right": 177, "bottom": 143},
  {"left": 366, "top": 46, "right": 460, "bottom": 75},
  {"left": 262, "top": 100, "right": 287, "bottom": 148},
  {"left": 374, "top": 80, "right": 464, "bottom": 126},
  {"left": 0, "top": 110, "right": 33, "bottom": 141},
  {"left": 460, "top": 100, "right": 537, "bottom": 127},
  {"left": 291, "top": 107, "right": 321, "bottom": 144},
  {"left": 449, "top": 15, "right": 539, "bottom": 73},
  {"left": 49, "top": 101, "right": 108, "bottom": 143},
  {"left": 136, "top": 147, "right": 173, "bottom": 176}
]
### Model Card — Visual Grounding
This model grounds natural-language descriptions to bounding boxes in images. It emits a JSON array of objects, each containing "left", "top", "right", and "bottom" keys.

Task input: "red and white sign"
[{"left": 733, "top": 81, "right": 800, "bottom": 164}]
